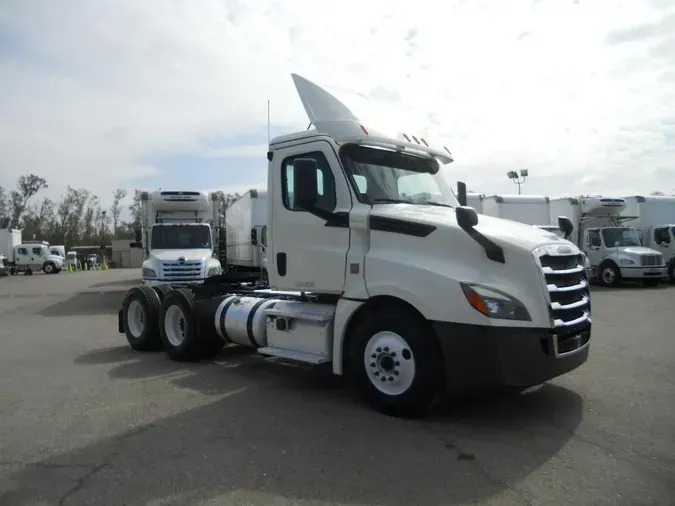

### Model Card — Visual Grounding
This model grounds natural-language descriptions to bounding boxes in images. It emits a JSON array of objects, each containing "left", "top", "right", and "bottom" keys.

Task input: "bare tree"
[
  {"left": 110, "top": 188, "right": 127, "bottom": 235},
  {"left": 9, "top": 174, "right": 48, "bottom": 226},
  {"left": 129, "top": 189, "right": 143, "bottom": 230},
  {"left": 0, "top": 185, "right": 8, "bottom": 218}
]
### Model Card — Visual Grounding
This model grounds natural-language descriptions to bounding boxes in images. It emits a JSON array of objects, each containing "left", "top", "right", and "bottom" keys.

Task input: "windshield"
[
  {"left": 151, "top": 224, "right": 212, "bottom": 250},
  {"left": 601, "top": 227, "right": 641, "bottom": 247},
  {"left": 339, "top": 144, "right": 458, "bottom": 206}
]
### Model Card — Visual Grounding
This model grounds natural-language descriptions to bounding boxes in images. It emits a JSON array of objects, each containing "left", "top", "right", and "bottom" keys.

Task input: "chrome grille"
[
  {"left": 535, "top": 250, "right": 591, "bottom": 357},
  {"left": 640, "top": 254, "right": 663, "bottom": 267},
  {"left": 160, "top": 259, "right": 203, "bottom": 281}
]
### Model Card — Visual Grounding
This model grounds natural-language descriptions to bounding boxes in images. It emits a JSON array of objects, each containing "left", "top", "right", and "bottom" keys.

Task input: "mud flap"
[{"left": 118, "top": 309, "right": 124, "bottom": 334}]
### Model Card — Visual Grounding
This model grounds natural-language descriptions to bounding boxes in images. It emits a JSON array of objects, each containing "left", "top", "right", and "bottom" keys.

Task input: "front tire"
[
  {"left": 122, "top": 286, "right": 163, "bottom": 351},
  {"left": 348, "top": 309, "right": 444, "bottom": 418},
  {"left": 43, "top": 262, "right": 55, "bottom": 274},
  {"left": 599, "top": 261, "right": 621, "bottom": 287}
]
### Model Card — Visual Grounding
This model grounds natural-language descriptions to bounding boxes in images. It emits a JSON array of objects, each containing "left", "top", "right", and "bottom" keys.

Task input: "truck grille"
[
  {"left": 160, "top": 260, "right": 203, "bottom": 281},
  {"left": 640, "top": 254, "right": 662, "bottom": 266},
  {"left": 536, "top": 251, "right": 591, "bottom": 357}
]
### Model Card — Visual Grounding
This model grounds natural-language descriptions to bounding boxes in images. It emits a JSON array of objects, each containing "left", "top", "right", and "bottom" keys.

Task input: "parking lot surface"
[{"left": 0, "top": 269, "right": 673, "bottom": 506}]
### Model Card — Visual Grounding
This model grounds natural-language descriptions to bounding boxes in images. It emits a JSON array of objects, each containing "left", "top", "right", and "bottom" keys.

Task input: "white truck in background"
[
  {"left": 465, "top": 193, "right": 484, "bottom": 214},
  {"left": 549, "top": 197, "right": 666, "bottom": 286},
  {"left": 225, "top": 189, "right": 268, "bottom": 276},
  {"left": 139, "top": 190, "right": 223, "bottom": 285},
  {"left": 482, "top": 194, "right": 550, "bottom": 226},
  {"left": 621, "top": 195, "right": 675, "bottom": 282},
  {"left": 0, "top": 229, "right": 64, "bottom": 275},
  {"left": 118, "top": 72, "right": 592, "bottom": 417}
]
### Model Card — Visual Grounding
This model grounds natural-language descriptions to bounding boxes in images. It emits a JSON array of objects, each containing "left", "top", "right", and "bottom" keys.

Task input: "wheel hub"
[{"left": 364, "top": 331, "right": 416, "bottom": 396}]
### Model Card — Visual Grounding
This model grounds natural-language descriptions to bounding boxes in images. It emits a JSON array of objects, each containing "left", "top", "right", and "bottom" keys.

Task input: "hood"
[
  {"left": 619, "top": 246, "right": 661, "bottom": 256},
  {"left": 149, "top": 249, "right": 212, "bottom": 262},
  {"left": 370, "top": 204, "right": 569, "bottom": 251}
]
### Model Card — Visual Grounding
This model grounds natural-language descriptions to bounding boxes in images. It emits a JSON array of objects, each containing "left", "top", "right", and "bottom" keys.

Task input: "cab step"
[{"left": 256, "top": 346, "right": 330, "bottom": 365}]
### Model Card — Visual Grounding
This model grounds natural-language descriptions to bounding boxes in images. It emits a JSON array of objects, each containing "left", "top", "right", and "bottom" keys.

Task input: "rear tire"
[
  {"left": 152, "top": 284, "right": 173, "bottom": 302},
  {"left": 348, "top": 308, "right": 444, "bottom": 418},
  {"left": 159, "top": 288, "right": 203, "bottom": 362},
  {"left": 122, "top": 286, "right": 163, "bottom": 351}
]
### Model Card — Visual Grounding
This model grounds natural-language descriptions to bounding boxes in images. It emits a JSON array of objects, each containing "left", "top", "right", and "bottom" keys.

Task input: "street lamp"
[
  {"left": 101, "top": 210, "right": 107, "bottom": 264},
  {"left": 507, "top": 169, "right": 528, "bottom": 195}
]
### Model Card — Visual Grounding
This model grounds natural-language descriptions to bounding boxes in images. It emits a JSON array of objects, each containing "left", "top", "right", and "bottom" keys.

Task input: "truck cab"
[
  {"left": 621, "top": 195, "right": 675, "bottom": 282},
  {"left": 140, "top": 191, "right": 223, "bottom": 285},
  {"left": 119, "top": 73, "right": 593, "bottom": 417},
  {"left": 10, "top": 243, "right": 64, "bottom": 275}
]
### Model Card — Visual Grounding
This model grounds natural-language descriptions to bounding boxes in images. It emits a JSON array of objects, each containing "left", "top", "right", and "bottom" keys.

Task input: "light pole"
[
  {"left": 101, "top": 210, "right": 107, "bottom": 263},
  {"left": 507, "top": 169, "right": 528, "bottom": 194}
]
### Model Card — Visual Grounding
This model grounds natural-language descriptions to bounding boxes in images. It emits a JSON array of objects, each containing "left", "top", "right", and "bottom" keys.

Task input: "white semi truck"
[
  {"left": 117, "top": 73, "right": 592, "bottom": 417},
  {"left": 482, "top": 194, "right": 551, "bottom": 226},
  {"left": 139, "top": 190, "right": 223, "bottom": 285},
  {"left": 225, "top": 189, "right": 268, "bottom": 276},
  {"left": 621, "top": 195, "right": 675, "bottom": 282},
  {"left": 549, "top": 197, "right": 667, "bottom": 286}
]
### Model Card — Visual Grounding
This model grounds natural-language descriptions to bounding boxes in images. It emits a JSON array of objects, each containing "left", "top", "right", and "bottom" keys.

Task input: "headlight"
[
  {"left": 619, "top": 258, "right": 635, "bottom": 265},
  {"left": 142, "top": 268, "right": 156, "bottom": 278},
  {"left": 207, "top": 266, "right": 221, "bottom": 276},
  {"left": 460, "top": 283, "right": 531, "bottom": 321}
]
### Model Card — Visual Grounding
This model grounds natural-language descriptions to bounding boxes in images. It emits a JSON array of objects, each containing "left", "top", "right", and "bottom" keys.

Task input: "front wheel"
[
  {"left": 599, "top": 262, "right": 621, "bottom": 287},
  {"left": 348, "top": 309, "right": 444, "bottom": 418}
]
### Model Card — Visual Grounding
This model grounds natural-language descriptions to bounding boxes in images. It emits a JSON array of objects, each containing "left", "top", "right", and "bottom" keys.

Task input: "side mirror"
[
  {"left": 456, "top": 181, "right": 467, "bottom": 207},
  {"left": 134, "top": 229, "right": 142, "bottom": 242},
  {"left": 292, "top": 158, "right": 318, "bottom": 210},
  {"left": 456, "top": 206, "right": 478, "bottom": 230},
  {"left": 251, "top": 228, "right": 258, "bottom": 246},
  {"left": 557, "top": 216, "right": 574, "bottom": 239}
]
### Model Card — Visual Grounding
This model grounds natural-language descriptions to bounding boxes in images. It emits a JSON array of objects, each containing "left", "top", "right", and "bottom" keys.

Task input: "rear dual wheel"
[{"left": 159, "top": 288, "right": 224, "bottom": 362}]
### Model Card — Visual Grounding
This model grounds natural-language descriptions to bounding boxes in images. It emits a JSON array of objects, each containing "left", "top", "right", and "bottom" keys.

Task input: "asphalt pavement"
[{"left": 0, "top": 269, "right": 673, "bottom": 506}]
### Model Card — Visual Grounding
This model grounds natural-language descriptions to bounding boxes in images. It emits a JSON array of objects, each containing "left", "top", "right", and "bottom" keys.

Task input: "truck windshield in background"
[
  {"left": 601, "top": 227, "right": 641, "bottom": 247},
  {"left": 339, "top": 144, "right": 458, "bottom": 207},
  {"left": 150, "top": 225, "right": 212, "bottom": 250}
]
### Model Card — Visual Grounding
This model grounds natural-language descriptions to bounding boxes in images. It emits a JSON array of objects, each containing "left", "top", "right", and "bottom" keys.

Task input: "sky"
[{"left": 0, "top": 0, "right": 674, "bottom": 215}]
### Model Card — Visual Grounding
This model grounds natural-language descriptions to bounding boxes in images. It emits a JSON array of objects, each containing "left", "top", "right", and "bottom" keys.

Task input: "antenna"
[{"left": 267, "top": 100, "right": 270, "bottom": 143}]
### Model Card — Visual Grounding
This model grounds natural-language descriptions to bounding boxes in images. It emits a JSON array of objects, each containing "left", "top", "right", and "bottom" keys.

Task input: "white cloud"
[{"left": 0, "top": 0, "right": 674, "bottom": 207}]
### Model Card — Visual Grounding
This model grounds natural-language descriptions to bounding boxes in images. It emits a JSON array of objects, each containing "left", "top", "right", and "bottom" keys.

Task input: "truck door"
[
  {"left": 270, "top": 140, "right": 351, "bottom": 293},
  {"left": 653, "top": 227, "right": 671, "bottom": 257},
  {"left": 31, "top": 246, "right": 43, "bottom": 269},
  {"left": 583, "top": 229, "right": 603, "bottom": 267}
]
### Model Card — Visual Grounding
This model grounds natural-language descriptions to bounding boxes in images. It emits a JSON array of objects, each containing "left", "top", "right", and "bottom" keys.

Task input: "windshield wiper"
[
  {"left": 424, "top": 201, "right": 454, "bottom": 208},
  {"left": 370, "top": 198, "right": 413, "bottom": 204}
]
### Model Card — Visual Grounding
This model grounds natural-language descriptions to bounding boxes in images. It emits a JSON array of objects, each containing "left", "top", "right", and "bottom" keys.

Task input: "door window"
[
  {"left": 654, "top": 227, "right": 671, "bottom": 244},
  {"left": 281, "top": 151, "right": 336, "bottom": 213},
  {"left": 32, "top": 247, "right": 42, "bottom": 256}
]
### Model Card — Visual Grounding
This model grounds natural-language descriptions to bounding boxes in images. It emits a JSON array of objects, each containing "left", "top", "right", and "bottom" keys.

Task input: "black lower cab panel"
[{"left": 432, "top": 321, "right": 591, "bottom": 393}]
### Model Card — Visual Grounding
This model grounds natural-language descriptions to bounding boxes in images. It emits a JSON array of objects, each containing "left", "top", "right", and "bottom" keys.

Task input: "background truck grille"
[
  {"left": 640, "top": 254, "right": 663, "bottom": 266},
  {"left": 160, "top": 260, "right": 203, "bottom": 281},
  {"left": 536, "top": 252, "right": 591, "bottom": 357}
]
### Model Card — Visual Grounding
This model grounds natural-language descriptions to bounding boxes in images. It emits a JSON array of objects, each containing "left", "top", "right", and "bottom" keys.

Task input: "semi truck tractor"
[
  {"left": 140, "top": 190, "right": 223, "bottom": 285},
  {"left": 549, "top": 197, "right": 667, "bottom": 287},
  {"left": 621, "top": 195, "right": 675, "bottom": 282},
  {"left": 117, "top": 73, "right": 592, "bottom": 417},
  {"left": 482, "top": 194, "right": 551, "bottom": 226}
]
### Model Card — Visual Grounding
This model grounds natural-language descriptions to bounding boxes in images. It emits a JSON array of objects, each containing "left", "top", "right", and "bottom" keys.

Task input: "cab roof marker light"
[
  {"left": 360, "top": 125, "right": 369, "bottom": 135},
  {"left": 420, "top": 138, "right": 429, "bottom": 146},
  {"left": 402, "top": 133, "right": 411, "bottom": 142},
  {"left": 412, "top": 135, "right": 420, "bottom": 144},
  {"left": 444, "top": 146, "right": 452, "bottom": 155}
]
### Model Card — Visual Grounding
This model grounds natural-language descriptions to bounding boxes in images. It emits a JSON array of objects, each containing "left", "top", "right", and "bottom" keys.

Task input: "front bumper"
[
  {"left": 432, "top": 321, "right": 591, "bottom": 392},
  {"left": 619, "top": 266, "right": 667, "bottom": 280}
]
